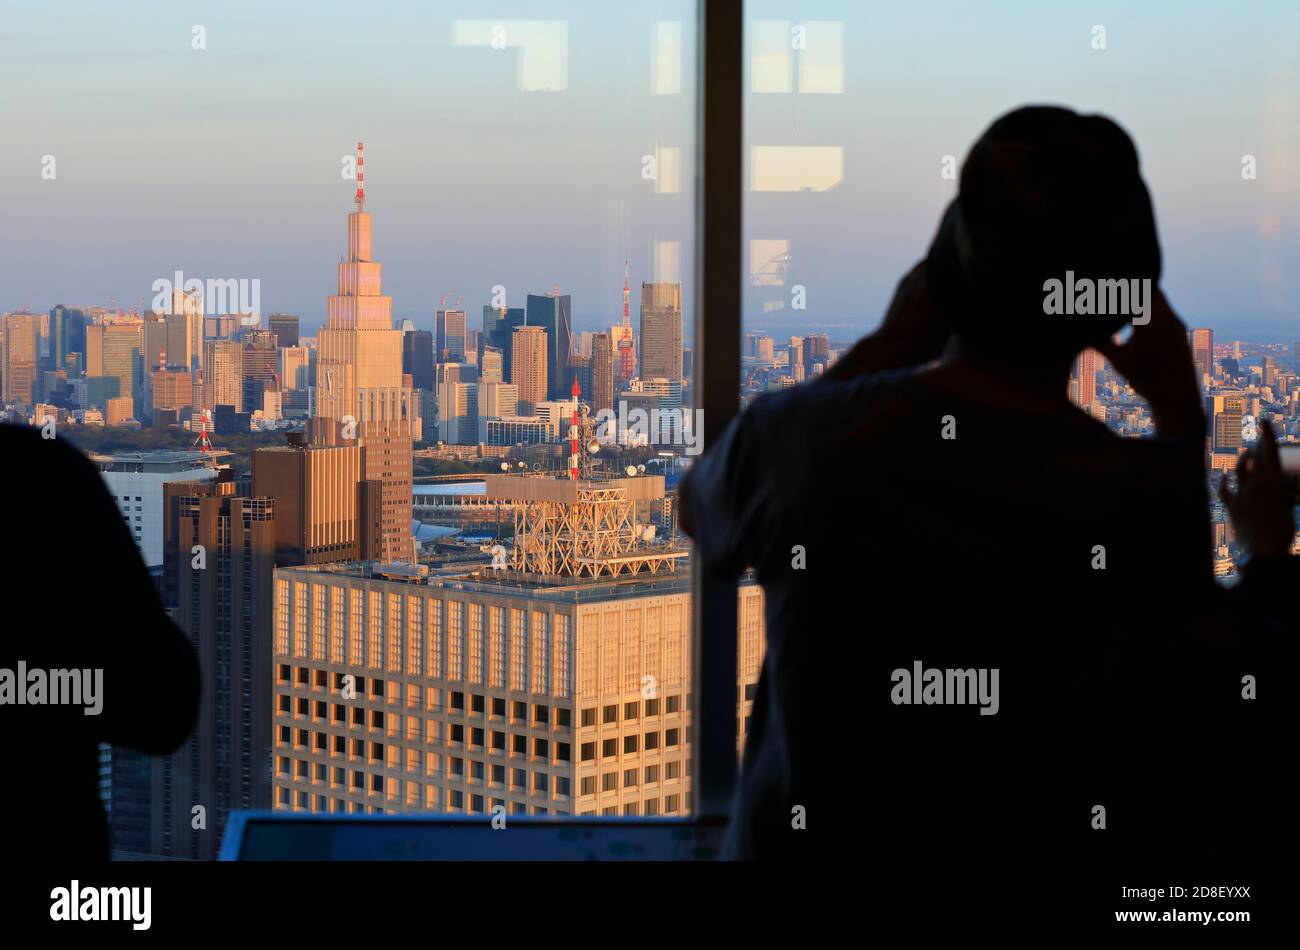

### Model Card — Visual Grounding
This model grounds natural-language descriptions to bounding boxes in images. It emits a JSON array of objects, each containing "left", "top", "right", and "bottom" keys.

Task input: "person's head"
[{"left": 927, "top": 106, "right": 1161, "bottom": 367}]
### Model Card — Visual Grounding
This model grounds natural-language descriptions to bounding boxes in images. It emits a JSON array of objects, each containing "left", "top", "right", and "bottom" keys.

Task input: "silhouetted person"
[
  {"left": 0, "top": 425, "right": 199, "bottom": 862},
  {"left": 682, "top": 107, "right": 1295, "bottom": 868}
]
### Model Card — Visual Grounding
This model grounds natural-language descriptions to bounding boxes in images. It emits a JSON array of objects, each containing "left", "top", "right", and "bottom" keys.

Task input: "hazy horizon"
[{"left": 3, "top": 0, "right": 1297, "bottom": 342}]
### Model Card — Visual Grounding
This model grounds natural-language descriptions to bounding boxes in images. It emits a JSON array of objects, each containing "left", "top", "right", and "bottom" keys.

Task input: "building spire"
[
  {"left": 355, "top": 140, "right": 366, "bottom": 211},
  {"left": 622, "top": 259, "right": 630, "bottom": 327}
]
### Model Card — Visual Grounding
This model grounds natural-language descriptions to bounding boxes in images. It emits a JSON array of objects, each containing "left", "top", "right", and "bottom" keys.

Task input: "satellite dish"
[
  {"left": 587, "top": 439, "right": 601, "bottom": 454},
  {"left": 532, "top": 462, "right": 542, "bottom": 472},
  {"left": 500, "top": 462, "right": 510, "bottom": 472},
  {"left": 637, "top": 464, "right": 646, "bottom": 474},
  {"left": 517, "top": 461, "right": 527, "bottom": 469},
  {"left": 626, "top": 465, "right": 637, "bottom": 477}
]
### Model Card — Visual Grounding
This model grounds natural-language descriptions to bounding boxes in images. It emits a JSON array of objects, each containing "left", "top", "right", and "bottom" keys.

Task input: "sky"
[{"left": 2, "top": 0, "right": 1297, "bottom": 343}]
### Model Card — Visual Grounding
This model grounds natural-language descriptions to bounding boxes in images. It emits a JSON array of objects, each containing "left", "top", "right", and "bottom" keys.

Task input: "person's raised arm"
[
  {"left": 680, "top": 406, "right": 770, "bottom": 580},
  {"left": 822, "top": 260, "right": 949, "bottom": 383}
]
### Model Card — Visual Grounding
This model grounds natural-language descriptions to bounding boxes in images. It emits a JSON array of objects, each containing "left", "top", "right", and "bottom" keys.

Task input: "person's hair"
[{"left": 926, "top": 105, "right": 1162, "bottom": 362}]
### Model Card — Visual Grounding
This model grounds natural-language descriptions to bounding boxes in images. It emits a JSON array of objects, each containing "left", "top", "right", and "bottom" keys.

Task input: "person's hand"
[
  {"left": 1094, "top": 289, "right": 1204, "bottom": 442},
  {"left": 1219, "top": 419, "right": 1297, "bottom": 562},
  {"left": 823, "top": 259, "right": 948, "bottom": 382}
]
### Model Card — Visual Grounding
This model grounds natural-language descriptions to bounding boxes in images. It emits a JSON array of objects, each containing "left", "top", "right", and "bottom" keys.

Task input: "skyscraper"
[
  {"left": 802, "top": 333, "right": 830, "bottom": 378},
  {"left": 269, "top": 474, "right": 766, "bottom": 821},
  {"left": 639, "top": 282, "right": 683, "bottom": 383},
  {"left": 202, "top": 340, "right": 244, "bottom": 412},
  {"left": 511, "top": 325, "right": 549, "bottom": 407},
  {"left": 1190, "top": 328, "right": 1214, "bottom": 386},
  {"left": 253, "top": 435, "right": 369, "bottom": 565},
  {"left": 315, "top": 142, "right": 418, "bottom": 563},
  {"left": 268, "top": 313, "right": 300, "bottom": 348},
  {"left": 1072, "top": 348, "right": 1099, "bottom": 410},
  {"left": 525, "top": 292, "right": 573, "bottom": 399},
  {"left": 480, "top": 346, "right": 504, "bottom": 383},
  {"left": 87, "top": 322, "right": 145, "bottom": 404},
  {"left": 2, "top": 313, "right": 40, "bottom": 405},
  {"left": 161, "top": 473, "right": 275, "bottom": 859},
  {"left": 787, "top": 336, "right": 805, "bottom": 383},
  {"left": 402, "top": 329, "right": 434, "bottom": 391},
  {"left": 590, "top": 332, "right": 614, "bottom": 414},
  {"left": 48, "top": 305, "right": 85, "bottom": 373},
  {"left": 242, "top": 328, "right": 279, "bottom": 413},
  {"left": 1208, "top": 392, "right": 1245, "bottom": 452},
  {"left": 436, "top": 309, "right": 468, "bottom": 363},
  {"left": 482, "top": 305, "right": 525, "bottom": 382}
]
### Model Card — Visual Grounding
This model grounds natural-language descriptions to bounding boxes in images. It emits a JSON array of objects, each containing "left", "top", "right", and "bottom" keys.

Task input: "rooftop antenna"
[
  {"left": 192, "top": 408, "right": 213, "bottom": 453},
  {"left": 354, "top": 141, "right": 366, "bottom": 211},
  {"left": 569, "top": 377, "right": 581, "bottom": 480}
]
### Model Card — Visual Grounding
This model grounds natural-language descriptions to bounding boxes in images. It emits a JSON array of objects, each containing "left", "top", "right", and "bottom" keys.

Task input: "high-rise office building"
[
  {"left": 48, "top": 305, "right": 86, "bottom": 373},
  {"left": 204, "top": 314, "right": 238, "bottom": 342},
  {"left": 511, "top": 326, "right": 548, "bottom": 407},
  {"left": 87, "top": 322, "right": 145, "bottom": 404},
  {"left": 253, "top": 435, "right": 373, "bottom": 565},
  {"left": 438, "top": 381, "right": 480, "bottom": 445},
  {"left": 590, "top": 332, "right": 614, "bottom": 414},
  {"left": 242, "top": 328, "right": 280, "bottom": 412},
  {"left": 280, "top": 345, "right": 310, "bottom": 391},
  {"left": 105, "top": 395, "right": 134, "bottom": 427},
  {"left": 436, "top": 309, "right": 468, "bottom": 363},
  {"left": 202, "top": 340, "right": 244, "bottom": 412},
  {"left": 1072, "top": 348, "right": 1099, "bottom": 410},
  {"left": 93, "top": 448, "right": 222, "bottom": 569},
  {"left": 525, "top": 293, "right": 573, "bottom": 399},
  {"left": 482, "top": 306, "right": 525, "bottom": 383},
  {"left": 479, "top": 380, "right": 519, "bottom": 418},
  {"left": 270, "top": 473, "right": 765, "bottom": 820},
  {"left": 315, "top": 143, "right": 418, "bottom": 563},
  {"left": 639, "top": 377, "right": 683, "bottom": 413},
  {"left": 568, "top": 352, "right": 592, "bottom": 408},
  {"left": 2, "top": 313, "right": 40, "bottom": 405},
  {"left": 151, "top": 369, "right": 194, "bottom": 416},
  {"left": 157, "top": 473, "right": 275, "bottom": 859},
  {"left": 480, "top": 346, "right": 504, "bottom": 383},
  {"left": 1190, "top": 328, "right": 1214, "bottom": 385},
  {"left": 787, "top": 337, "right": 805, "bottom": 383},
  {"left": 403, "top": 329, "right": 435, "bottom": 391},
  {"left": 1208, "top": 392, "right": 1246, "bottom": 453},
  {"left": 268, "top": 313, "right": 301, "bottom": 348},
  {"left": 639, "top": 282, "right": 683, "bottom": 384},
  {"left": 802, "top": 333, "right": 830, "bottom": 378}
]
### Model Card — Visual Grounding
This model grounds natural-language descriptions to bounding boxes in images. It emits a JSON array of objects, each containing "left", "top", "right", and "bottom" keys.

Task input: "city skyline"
[{"left": 4, "top": 2, "right": 1298, "bottom": 340}]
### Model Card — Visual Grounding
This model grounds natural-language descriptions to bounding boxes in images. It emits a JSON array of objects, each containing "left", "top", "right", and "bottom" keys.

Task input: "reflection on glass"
[
  {"left": 451, "top": 19, "right": 569, "bottom": 91},
  {"left": 750, "top": 145, "right": 844, "bottom": 192}
]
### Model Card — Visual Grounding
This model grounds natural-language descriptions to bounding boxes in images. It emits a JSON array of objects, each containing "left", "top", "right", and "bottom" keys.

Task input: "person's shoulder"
[
  {"left": 0, "top": 424, "right": 97, "bottom": 483},
  {"left": 745, "top": 369, "right": 912, "bottom": 428}
]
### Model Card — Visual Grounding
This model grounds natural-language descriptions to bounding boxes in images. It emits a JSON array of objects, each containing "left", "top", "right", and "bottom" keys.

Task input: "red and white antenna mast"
[
  {"left": 622, "top": 259, "right": 630, "bottom": 328},
  {"left": 354, "top": 141, "right": 366, "bottom": 211},
  {"left": 569, "top": 377, "right": 581, "bottom": 481},
  {"left": 192, "top": 408, "right": 213, "bottom": 453}
]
